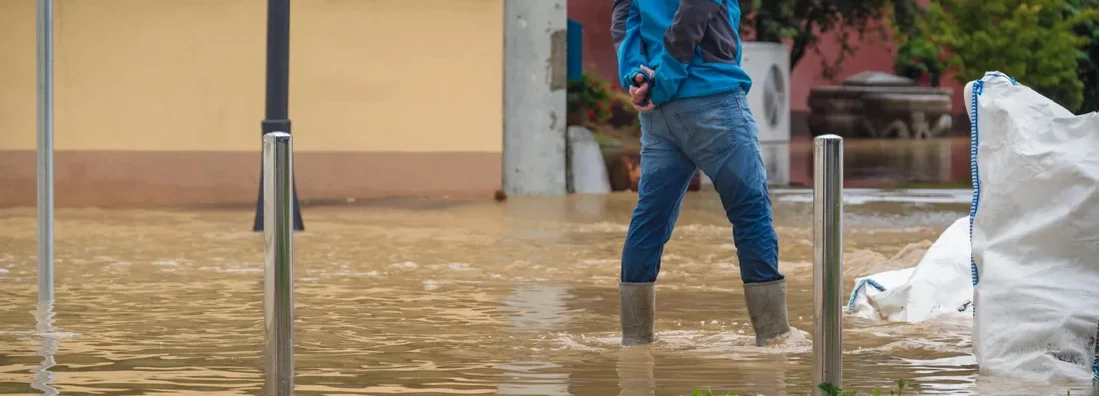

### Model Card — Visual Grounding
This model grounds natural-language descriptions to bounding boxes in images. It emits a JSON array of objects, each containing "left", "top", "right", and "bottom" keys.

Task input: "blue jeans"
[{"left": 620, "top": 90, "right": 782, "bottom": 284}]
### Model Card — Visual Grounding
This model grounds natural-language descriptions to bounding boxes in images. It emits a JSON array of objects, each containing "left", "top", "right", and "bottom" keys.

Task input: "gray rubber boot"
[
  {"left": 744, "top": 278, "right": 792, "bottom": 347},
  {"left": 620, "top": 282, "right": 656, "bottom": 346}
]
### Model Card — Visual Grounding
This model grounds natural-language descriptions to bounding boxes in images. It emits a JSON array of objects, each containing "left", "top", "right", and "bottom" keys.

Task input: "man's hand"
[{"left": 630, "top": 65, "right": 657, "bottom": 112}]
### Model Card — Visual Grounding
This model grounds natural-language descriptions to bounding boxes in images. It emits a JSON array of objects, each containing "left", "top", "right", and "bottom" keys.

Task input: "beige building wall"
[{"left": 0, "top": 0, "right": 503, "bottom": 207}]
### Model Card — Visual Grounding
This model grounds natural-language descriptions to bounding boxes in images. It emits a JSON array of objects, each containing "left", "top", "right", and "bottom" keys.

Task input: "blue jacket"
[{"left": 611, "top": 0, "right": 752, "bottom": 106}]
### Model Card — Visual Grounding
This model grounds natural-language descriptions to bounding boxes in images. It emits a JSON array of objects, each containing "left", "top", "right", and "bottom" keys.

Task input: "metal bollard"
[
  {"left": 812, "top": 135, "right": 843, "bottom": 395},
  {"left": 263, "top": 132, "right": 295, "bottom": 396},
  {"left": 36, "top": 0, "right": 55, "bottom": 304}
]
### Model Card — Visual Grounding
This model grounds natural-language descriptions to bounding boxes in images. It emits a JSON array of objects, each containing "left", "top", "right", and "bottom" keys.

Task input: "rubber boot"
[
  {"left": 620, "top": 282, "right": 656, "bottom": 346},
  {"left": 744, "top": 278, "right": 791, "bottom": 347}
]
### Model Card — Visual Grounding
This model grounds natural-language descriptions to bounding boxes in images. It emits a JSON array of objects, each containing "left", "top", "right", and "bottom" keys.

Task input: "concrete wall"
[
  {"left": 0, "top": 0, "right": 504, "bottom": 207},
  {"left": 502, "top": 0, "right": 568, "bottom": 196}
]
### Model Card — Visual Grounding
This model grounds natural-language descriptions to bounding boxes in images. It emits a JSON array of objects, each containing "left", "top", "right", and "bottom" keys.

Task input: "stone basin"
[{"left": 808, "top": 71, "right": 955, "bottom": 139}]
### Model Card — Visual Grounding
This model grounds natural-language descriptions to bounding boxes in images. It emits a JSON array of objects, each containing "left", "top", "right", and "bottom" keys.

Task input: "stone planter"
[
  {"left": 808, "top": 71, "right": 954, "bottom": 139},
  {"left": 861, "top": 92, "right": 953, "bottom": 139}
]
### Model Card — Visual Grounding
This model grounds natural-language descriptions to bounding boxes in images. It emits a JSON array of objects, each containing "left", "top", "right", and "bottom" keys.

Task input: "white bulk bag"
[
  {"left": 967, "top": 71, "right": 1099, "bottom": 382},
  {"left": 847, "top": 216, "right": 972, "bottom": 323}
]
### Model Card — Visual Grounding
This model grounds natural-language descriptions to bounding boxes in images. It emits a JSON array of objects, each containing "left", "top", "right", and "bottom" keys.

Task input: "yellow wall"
[{"left": 0, "top": 0, "right": 503, "bottom": 153}]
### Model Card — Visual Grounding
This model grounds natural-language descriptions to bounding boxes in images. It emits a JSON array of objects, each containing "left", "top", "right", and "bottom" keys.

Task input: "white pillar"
[{"left": 503, "top": 0, "right": 568, "bottom": 196}]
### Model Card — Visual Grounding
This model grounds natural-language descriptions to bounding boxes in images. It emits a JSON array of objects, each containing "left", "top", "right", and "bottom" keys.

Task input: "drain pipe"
[
  {"left": 813, "top": 135, "right": 844, "bottom": 395},
  {"left": 263, "top": 132, "right": 295, "bottom": 396}
]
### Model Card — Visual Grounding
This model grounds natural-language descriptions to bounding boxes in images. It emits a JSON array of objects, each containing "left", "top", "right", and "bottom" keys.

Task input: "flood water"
[{"left": 2, "top": 187, "right": 1093, "bottom": 395}]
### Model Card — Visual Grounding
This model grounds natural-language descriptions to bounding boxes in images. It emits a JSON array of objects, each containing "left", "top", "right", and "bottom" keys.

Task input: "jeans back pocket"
[{"left": 673, "top": 100, "right": 742, "bottom": 159}]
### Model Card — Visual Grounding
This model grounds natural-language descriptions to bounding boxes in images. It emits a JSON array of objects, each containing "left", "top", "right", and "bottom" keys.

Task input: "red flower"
[{"left": 587, "top": 110, "right": 596, "bottom": 120}]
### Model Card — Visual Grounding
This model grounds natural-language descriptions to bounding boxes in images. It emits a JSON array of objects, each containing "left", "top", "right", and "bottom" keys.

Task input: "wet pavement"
[{"left": 1, "top": 187, "right": 1092, "bottom": 395}]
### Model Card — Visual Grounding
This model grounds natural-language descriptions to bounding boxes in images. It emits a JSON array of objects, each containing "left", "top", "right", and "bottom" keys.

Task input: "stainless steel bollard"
[
  {"left": 263, "top": 132, "right": 294, "bottom": 396},
  {"left": 812, "top": 134, "right": 843, "bottom": 395},
  {"left": 36, "top": 0, "right": 55, "bottom": 304}
]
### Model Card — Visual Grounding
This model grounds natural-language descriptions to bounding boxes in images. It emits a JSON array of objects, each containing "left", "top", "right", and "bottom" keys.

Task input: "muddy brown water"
[{"left": 0, "top": 189, "right": 1093, "bottom": 395}]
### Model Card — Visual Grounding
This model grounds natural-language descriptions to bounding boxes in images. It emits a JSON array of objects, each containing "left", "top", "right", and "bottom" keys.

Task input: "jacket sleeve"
[
  {"left": 650, "top": 0, "right": 722, "bottom": 105},
  {"left": 612, "top": 0, "right": 648, "bottom": 90}
]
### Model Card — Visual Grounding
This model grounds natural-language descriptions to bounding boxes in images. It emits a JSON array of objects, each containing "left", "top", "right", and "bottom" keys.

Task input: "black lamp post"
[{"left": 253, "top": 0, "right": 305, "bottom": 231}]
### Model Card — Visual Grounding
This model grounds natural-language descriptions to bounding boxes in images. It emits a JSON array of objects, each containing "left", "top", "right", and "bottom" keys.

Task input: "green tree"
[
  {"left": 889, "top": 0, "right": 948, "bottom": 86},
  {"left": 738, "top": 0, "right": 893, "bottom": 77},
  {"left": 914, "top": 0, "right": 1099, "bottom": 112},
  {"left": 1067, "top": 0, "right": 1099, "bottom": 113}
]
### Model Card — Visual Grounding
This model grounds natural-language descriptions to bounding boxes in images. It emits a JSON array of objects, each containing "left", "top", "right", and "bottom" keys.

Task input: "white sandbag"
[
  {"left": 847, "top": 267, "right": 914, "bottom": 320},
  {"left": 847, "top": 216, "right": 973, "bottom": 322},
  {"left": 967, "top": 71, "right": 1099, "bottom": 382}
]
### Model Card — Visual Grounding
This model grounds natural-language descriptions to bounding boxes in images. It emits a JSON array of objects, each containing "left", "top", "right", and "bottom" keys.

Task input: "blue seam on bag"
[
  {"left": 969, "top": 80, "right": 984, "bottom": 288},
  {"left": 845, "top": 278, "right": 886, "bottom": 312},
  {"left": 970, "top": 72, "right": 1018, "bottom": 291}
]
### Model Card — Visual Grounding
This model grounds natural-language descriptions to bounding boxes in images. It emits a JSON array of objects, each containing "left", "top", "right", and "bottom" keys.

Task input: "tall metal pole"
[
  {"left": 263, "top": 132, "right": 295, "bottom": 396},
  {"left": 812, "top": 134, "right": 843, "bottom": 395},
  {"left": 253, "top": 0, "right": 304, "bottom": 232},
  {"left": 36, "top": 0, "right": 55, "bottom": 303}
]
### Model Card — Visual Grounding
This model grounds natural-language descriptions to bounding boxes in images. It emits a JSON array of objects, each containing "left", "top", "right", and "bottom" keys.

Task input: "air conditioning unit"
[{"left": 699, "top": 42, "right": 791, "bottom": 187}]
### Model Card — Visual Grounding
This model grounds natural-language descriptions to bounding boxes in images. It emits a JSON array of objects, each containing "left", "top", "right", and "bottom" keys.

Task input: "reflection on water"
[
  {"left": 31, "top": 303, "right": 59, "bottom": 396},
  {"left": 498, "top": 284, "right": 571, "bottom": 395},
  {"left": 496, "top": 361, "right": 570, "bottom": 396},
  {"left": 616, "top": 347, "right": 655, "bottom": 396},
  {"left": 0, "top": 190, "right": 1093, "bottom": 395},
  {"left": 704, "top": 137, "right": 970, "bottom": 189},
  {"left": 786, "top": 137, "right": 972, "bottom": 188},
  {"left": 501, "top": 284, "right": 570, "bottom": 332}
]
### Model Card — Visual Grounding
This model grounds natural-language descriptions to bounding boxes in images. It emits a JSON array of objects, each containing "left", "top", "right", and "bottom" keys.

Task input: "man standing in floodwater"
[{"left": 611, "top": 0, "right": 790, "bottom": 347}]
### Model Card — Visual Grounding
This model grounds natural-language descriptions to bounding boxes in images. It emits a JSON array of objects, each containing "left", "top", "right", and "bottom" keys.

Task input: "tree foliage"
[
  {"left": 1067, "top": 0, "right": 1099, "bottom": 113},
  {"left": 889, "top": 0, "right": 948, "bottom": 86},
  {"left": 736, "top": 0, "right": 1099, "bottom": 112},
  {"left": 738, "top": 0, "right": 892, "bottom": 77},
  {"left": 910, "top": 0, "right": 1099, "bottom": 112}
]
